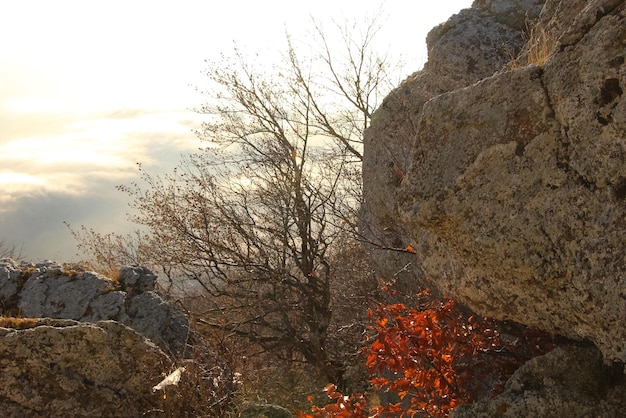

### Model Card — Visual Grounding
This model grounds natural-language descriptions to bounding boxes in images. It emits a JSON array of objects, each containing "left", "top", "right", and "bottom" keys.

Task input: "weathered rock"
[
  {"left": 363, "top": 0, "right": 625, "bottom": 362},
  {"left": 451, "top": 346, "right": 626, "bottom": 417},
  {"left": 0, "top": 319, "right": 169, "bottom": 417},
  {"left": 0, "top": 257, "right": 23, "bottom": 299},
  {"left": 0, "top": 259, "right": 189, "bottom": 356},
  {"left": 361, "top": 0, "right": 543, "bottom": 296},
  {"left": 125, "top": 291, "right": 191, "bottom": 356},
  {"left": 118, "top": 265, "right": 157, "bottom": 295},
  {"left": 392, "top": 0, "right": 626, "bottom": 362}
]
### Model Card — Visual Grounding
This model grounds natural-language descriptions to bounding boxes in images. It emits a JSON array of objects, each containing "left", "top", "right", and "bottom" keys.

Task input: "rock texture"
[
  {"left": 361, "top": 0, "right": 544, "bottom": 295},
  {"left": 363, "top": 0, "right": 626, "bottom": 365},
  {"left": 0, "top": 318, "right": 169, "bottom": 417},
  {"left": 0, "top": 260, "right": 236, "bottom": 417},
  {"left": 0, "top": 259, "right": 189, "bottom": 356},
  {"left": 451, "top": 346, "right": 626, "bottom": 417}
]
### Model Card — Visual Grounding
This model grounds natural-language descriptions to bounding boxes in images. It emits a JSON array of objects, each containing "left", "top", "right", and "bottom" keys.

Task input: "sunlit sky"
[{"left": 0, "top": 0, "right": 473, "bottom": 261}]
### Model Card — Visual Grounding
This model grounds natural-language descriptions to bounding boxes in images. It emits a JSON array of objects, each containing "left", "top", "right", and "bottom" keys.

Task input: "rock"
[
  {"left": 363, "top": 0, "right": 626, "bottom": 362},
  {"left": 125, "top": 291, "right": 190, "bottom": 356},
  {"left": 118, "top": 265, "right": 157, "bottom": 295},
  {"left": 0, "top": 257, "right": 23, "bottom": 299},
  {"left": 396, "top": 0, "right": 626, "bottom": 362},
  {"left": 0, "top": 319, "right": 169, "bottom": 417},
  {"left": 0, "top": 259, "right": 189, "bottom": 356},
  {"left": 240, "top": 402, "right": 294, "bottom": 418},
  {"left": 361, "top": 0, "right": 543, "bottom": 296},
  {"left": 451, "top": 346, "right": 626, "bottom": 417}
]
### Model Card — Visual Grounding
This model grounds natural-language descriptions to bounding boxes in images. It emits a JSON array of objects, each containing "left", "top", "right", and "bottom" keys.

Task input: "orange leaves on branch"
[
  {"left": 300, "top": 289, "right": 505, "bottom": 418},
  {"left": 296, "top": 384, "right": 369, "bottom": 418},
  {"left": 365, "top": 296, "right": 484, "bottom": 417},
  {"left": 300, "top": 286, "right": 566, "bottom": 417}
]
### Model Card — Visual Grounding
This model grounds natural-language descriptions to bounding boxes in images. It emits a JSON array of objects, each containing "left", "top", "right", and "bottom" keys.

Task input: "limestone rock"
[
  {"left": 0, "top": 257, "right": 23, "bottom": 299},
  {"left": 361, "top": 0, "right": 542, "bottom": 296},
  {"left": 363, "top": 0, "right": 625, "bottom": 361},
  {"left": 0, "top": 259, "right": 189, "bottom": 356},
  {"left": 451, "top": 346, "right": 626, "bottom": 417},
  {"left": 125, "top": 291, "right": 191, "bottom": 356},
  {"left": 118, "top": 265, "right": 157, "bottom": 295},
  {"left": 391, "top": 0, "right": 626, "bottom": 362},
  {"left": 0, "top": 319, "right": 169, "bottom": 417}
]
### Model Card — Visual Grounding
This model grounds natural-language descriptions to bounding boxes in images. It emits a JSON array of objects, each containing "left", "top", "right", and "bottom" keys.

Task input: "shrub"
[{"left": 299, "top": 289, "right": 566, "bottom": 417}]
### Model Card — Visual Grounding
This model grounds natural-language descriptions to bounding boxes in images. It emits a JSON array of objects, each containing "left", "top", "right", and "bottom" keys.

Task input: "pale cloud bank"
[
  {"left": 0, "top": 107, "right": 202, "bottom": 206},
  {"left": 0, "top": 0, "right": 474, "bottom": 261}
]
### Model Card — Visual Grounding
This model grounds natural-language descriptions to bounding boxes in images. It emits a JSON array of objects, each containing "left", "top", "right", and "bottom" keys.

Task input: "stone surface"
[
  {"left": 361, "top": 0, "right": 543, "bottom": 296},
  {"left": 363, "top": 0, "right": 626, "bottom": 362},
  {"left": 451, "top": 346, "right": 626, "bottom": 417},
  {"left": 126, "top": 291, "right": 191, "bottom": 356},
  {"left": 0, "top": 259, "right": 189, "bottom": 356},
  {"left": 0, "top": 319, "right": 169, "bottom": 417},
  {"left": 118, "top": 265, "right": 157, "bottom": 295}
]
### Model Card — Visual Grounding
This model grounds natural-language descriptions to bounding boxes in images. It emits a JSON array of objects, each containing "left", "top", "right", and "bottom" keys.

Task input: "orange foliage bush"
[
  {"left": 365, "top": 297, "right": 501, "bottom": 417},
  {"left": 298, "top": 289, "right": 564, "bottom": 417}
]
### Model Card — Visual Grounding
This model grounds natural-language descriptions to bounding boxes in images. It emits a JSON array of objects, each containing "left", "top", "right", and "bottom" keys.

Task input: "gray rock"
[
  {"left": 361, "top": 0, "right": 542, "bottom": 296},
  {"left": 391, "top": 0, "right": 626, "bottom": 362},
  {"left": 118, "top": 265, "right": 157, "bottom": 295},
  {"left": 363, "top": 0, "right": 626, "bottom": 412},
  {"left": 19, "top": 269, "right": 113, "bottom": 319},
  {"left": 451, "top": 346, "right": 626, "bottom": 417},
  {"left": 126, "top": 291, "right": 190, "bottom": 356},
  {"left": 363, "top": 0, "right": 626, "bottom": 361},
  {"left": 0, "top": 258, "right": 23, "bottom": 299},
  {"left": 0, "top": 319, "right": 169, "bottom": 417},
  {"left": 0, "top": 260, "right": 189, "bottom": 356}
]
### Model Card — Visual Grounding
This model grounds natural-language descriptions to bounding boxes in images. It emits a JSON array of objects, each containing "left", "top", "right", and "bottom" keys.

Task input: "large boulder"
[
  {"left": 361, "top": 0, "right": 544, "bottom": 296},
  {"left": 392, "top": 0, "right": 626, "bottom": 362},
  {"left": 0, "top": 261, "right": 236, "bottom": 416},
  {"left": 0, "top": 318, "right": 169, "bottom": 417},
  {"left": 451, "top": 346, "right": 626, "bottom": 417},
  {"left": 363, "top": 0, "right": 625, "bottom": 362}
]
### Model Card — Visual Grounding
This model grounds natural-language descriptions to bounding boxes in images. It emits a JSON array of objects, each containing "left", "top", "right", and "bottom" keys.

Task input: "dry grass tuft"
[
  {"left": 504, "top": 22, "right": 558, "bottom": 71},
  {"left": 62, "top": 261, "right": 118, "bottom": 280},
  {"left": 0, "top": 316, "right": 39, "bottom": 329}
]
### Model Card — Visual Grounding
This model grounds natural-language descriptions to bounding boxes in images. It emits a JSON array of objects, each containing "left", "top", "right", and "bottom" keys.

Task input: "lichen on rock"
[{"left": 362, "top": 0, "right": 626, "bottom": 413}]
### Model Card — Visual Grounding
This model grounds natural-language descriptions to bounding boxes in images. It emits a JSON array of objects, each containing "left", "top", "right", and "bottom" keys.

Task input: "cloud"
[
  {"left": 0, "top": 107, "right": 203, "bottom": 207},
  {"left": 0, "top": 183, "right": 136, "bottom": 262},
  {"left": 0, "top": 103, "right": 208, "bottom": 261}
]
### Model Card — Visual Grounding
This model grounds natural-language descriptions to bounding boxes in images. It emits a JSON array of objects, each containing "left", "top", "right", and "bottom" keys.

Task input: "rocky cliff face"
[
  {"left": 0, "top": 259, "right": 189, "bottom": 355},
  {"left": 361, "top": 0, "right": 545, "bottom": 295},
  {"left": 0, "top": 260, "right": 222, "bottom": 417},
  {"left": 363, "top": 0, "right": 625, "bottom": 414}
]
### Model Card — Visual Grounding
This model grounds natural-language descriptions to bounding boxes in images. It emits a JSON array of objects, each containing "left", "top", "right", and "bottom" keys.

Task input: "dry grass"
[
  {"left": 0, "top": 316, "right": 39, "bottom": 329},
  {"left": 145, "top": 331, "right": 239, "bottom": 417},
  {"left": 504, "top": 23, "right": 558, "bottom": 71},
  {"left": 62, "top": 261, "right": 120, "bottom": 283}
]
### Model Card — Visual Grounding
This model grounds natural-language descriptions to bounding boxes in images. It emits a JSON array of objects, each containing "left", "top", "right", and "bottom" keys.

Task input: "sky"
[{"left": 0, "top": 0, "right": 474, "bottom": 262}]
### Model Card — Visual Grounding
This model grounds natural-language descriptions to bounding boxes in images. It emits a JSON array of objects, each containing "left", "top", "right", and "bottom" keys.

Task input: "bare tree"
[
  {"left": 71, "top": 16, "right": 399, "bottom": 390},
  {"left": 0, "top": 240, "right": 23, "bottom": 260},
  {"left": 65, "top": 224, "right": 150, "bottom": 269}
]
